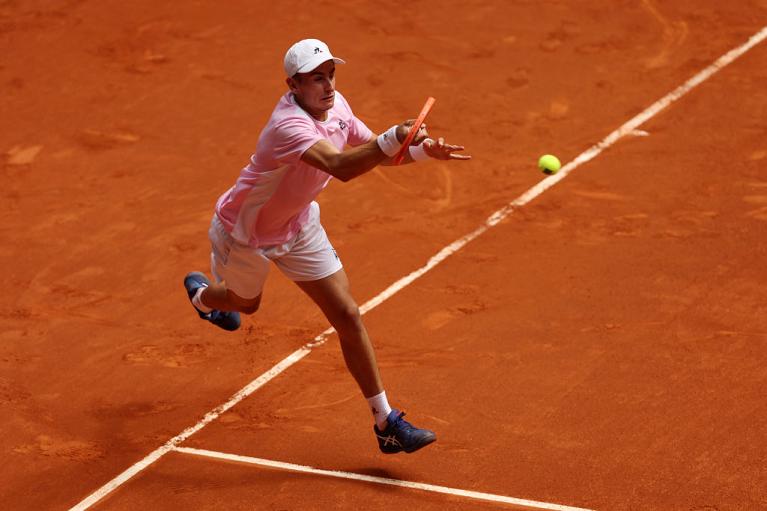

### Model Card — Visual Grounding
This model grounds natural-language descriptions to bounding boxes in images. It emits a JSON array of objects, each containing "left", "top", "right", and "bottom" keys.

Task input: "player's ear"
[{"left": 286, "top": 75, "right": 299, "bottom": 93}]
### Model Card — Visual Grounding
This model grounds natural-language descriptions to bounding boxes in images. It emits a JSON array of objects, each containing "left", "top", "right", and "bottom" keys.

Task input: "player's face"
[{"left": 288, "top": 60, "right": 336, "bottom": 121}]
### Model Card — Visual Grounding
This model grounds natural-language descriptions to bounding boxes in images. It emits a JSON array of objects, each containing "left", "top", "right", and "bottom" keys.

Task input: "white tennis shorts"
[{"left": 208, "top": 201, "right": 342, "bottom": 300}]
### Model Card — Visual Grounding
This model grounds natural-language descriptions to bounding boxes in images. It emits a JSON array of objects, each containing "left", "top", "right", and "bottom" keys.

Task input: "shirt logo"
[
  {"left": 314, "top": 47, "right": 323, "bottom": 54},
  {"left": 338, "top": 120, "right": 347, "bottom": 130}
]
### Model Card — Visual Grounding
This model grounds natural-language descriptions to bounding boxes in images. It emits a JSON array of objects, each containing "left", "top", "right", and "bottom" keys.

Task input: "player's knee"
[
  {"left": 240, "top": 302, "right": 260, "bottom": 315},
  {"left": 335, "top": 303, "right": 362, "bottom": 330}
]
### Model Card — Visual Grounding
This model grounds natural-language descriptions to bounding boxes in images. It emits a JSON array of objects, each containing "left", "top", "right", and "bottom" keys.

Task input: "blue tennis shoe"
[
  {"left": 374, "top": 409, "right": 436, "bottom": 454},
  {"left": 183, "top": 271, "right": 241, "bottom": 331}
]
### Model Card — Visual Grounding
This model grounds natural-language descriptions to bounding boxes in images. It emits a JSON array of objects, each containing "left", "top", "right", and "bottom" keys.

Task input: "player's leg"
[
  {"left": 294, "top": 269, "right": 382, "bottom": 397},
  {"left": 197, "top": 283, "right": 262, "bottom": 314},
  {"left": 184, "top": 216, "right": 269, "bottom": 330},
  {"left": 294, "top": 269, "right": 436, "bottom": 454},
  {"left": 277, "top": 202, "right": 435, "bottom": 453}
]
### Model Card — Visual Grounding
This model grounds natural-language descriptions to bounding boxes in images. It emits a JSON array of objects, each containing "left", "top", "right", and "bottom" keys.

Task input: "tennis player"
[{"left": 184, "top": 39, "right": 470, "bottom": 454}]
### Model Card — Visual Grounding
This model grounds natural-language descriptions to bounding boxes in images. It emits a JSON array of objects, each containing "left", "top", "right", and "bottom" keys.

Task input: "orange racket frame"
[{"left": 392, "top": 97, "right": 436, "bottom": 165}]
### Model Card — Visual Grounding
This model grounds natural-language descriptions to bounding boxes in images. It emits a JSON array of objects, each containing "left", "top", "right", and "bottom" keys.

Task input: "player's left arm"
[
  {"left": 376, "top": 129, "right": 471, "bottom": 166},
  {"left": 344, "top": 102, "right": 470, "bottom": 165}
]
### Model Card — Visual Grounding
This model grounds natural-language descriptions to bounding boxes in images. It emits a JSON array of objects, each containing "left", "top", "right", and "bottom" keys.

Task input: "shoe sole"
[{"left": 405, "top": 435, "right": 436, "bottom": 453}]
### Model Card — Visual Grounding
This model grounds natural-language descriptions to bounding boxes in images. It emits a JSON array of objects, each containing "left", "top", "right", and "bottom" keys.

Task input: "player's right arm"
[
  {"left": 300, "top": 121, "right": 469, "bottom": 181},
  {"left": 300, "top": 122, "right": 415, "bottom": 182},
  {"left": 301, "top": 138, "right": 385, "bottom": 182}
]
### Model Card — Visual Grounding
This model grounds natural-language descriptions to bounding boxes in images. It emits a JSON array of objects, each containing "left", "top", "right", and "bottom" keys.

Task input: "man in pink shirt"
[{"left": 184, "top": 39, "right": 470, "bottom": 454}]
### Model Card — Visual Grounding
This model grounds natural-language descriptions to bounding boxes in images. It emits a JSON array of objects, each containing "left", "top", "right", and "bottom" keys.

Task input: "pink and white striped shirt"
[{"left": 215, "top": 91, "right": 373, "bottom": 247}]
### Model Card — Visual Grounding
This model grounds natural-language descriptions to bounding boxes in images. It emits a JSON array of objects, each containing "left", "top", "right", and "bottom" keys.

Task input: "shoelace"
[{"left": 389, "top": 412, "right": 415, "bottom": 432}]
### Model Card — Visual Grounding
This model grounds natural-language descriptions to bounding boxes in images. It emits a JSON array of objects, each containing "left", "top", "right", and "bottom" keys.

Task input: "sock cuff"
[
  {"left": 192, "top": 286, "right": 213, "bottom": 313},
  {"left": 366, "top": 390, "right": 393, "bottom": 429}
]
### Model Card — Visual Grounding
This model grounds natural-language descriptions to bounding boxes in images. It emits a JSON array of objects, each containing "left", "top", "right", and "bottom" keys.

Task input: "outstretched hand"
[
  {"left": 395, "top": 120, "right": 470, "bottom": 161},
  {"left": 423, "top": 137, "right": 471, "bottom": 160}
]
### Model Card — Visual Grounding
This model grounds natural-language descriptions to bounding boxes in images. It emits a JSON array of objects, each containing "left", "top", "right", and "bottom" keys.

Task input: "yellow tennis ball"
[{"left": 538, "top": 154, "right": 561, "bottom": 175}]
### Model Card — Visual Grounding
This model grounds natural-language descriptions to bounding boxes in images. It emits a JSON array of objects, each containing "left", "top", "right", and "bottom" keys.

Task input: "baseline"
[{"left": 174, "top": 446, "right": 593, "bottom": 511}]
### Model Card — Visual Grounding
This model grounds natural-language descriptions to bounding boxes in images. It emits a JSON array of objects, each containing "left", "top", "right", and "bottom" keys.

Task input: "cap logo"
[{"left": 314, "top": 47, "right": 323, "bottom": 54}]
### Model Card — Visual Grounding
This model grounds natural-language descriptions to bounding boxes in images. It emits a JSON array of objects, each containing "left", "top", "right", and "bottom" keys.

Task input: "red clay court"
[{"left": 2, "top": 2, "right": 767, "bottom": 510}]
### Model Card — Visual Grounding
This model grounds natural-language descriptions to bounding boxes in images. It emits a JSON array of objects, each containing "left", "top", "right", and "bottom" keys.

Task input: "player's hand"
[
  {"left": 423, "top": 137, "right": 471, "bottom": 160},
  {"left": 396, "top": 120, "right": 429, "bottom": 145}
]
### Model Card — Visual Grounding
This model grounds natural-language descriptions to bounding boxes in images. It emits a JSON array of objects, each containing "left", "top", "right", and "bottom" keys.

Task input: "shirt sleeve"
[
  {"left": 335, "top": 92, "right": 374, "bottom": 146},
  {"left": 347, "top": 115, "right": 374, "bottom": 146},
  {"left": 271, "top": 117, "right": 324, "bottom": 164}
]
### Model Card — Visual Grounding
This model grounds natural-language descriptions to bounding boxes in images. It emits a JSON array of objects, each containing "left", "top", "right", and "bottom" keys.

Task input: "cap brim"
[{"left": 295, "top": 56, "right": 345, "bottom": 74}]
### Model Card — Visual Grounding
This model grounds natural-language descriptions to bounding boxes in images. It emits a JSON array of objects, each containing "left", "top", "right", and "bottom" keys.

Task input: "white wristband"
[
  {"left": 376, "top": 125, "right": 402, "bottom": 157},
  {"left": 408, "top": 139, "right": 434, "bottom": 161}
]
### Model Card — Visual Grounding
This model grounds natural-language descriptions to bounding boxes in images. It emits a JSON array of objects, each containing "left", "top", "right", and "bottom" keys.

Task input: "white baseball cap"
[{"left": 284, "top": 39, "right": 345, "bottom": 77}]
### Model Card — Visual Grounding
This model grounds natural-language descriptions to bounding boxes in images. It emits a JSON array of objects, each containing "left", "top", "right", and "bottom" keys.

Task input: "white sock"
[
  {"left": 366, "top": 390, "right": 392, "bottom": 430},
  {"left": 192, "top": 286, "right": 213, "bottom": 313}
]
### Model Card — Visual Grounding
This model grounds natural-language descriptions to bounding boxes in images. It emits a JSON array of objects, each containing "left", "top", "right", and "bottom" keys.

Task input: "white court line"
[
  {"left": 69, "top": 25, "right": 767, "bottom": 511},
  {"left": 174, "top": 446, "right": 594, "bottom": 511}
]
